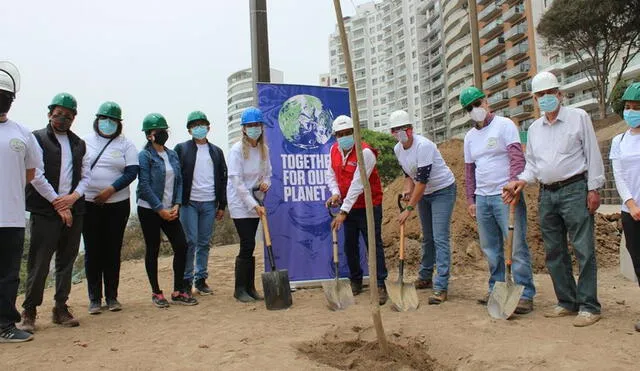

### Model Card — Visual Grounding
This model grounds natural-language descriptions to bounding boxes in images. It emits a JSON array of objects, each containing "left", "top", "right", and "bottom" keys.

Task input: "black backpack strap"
[{"left": 90, "top": 137, "right": 116, "bottom": 170}]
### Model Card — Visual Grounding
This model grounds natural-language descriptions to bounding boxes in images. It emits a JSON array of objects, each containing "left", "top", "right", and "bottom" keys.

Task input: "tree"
[
  {"left": 610, "top": 79, "right": 631, "bottom": 117},
  {"left": 361, "top": 129, "right": 402, "bottom": 186},
  {"left": 537, "top": 0, "right": 640, "bottom": 118}
]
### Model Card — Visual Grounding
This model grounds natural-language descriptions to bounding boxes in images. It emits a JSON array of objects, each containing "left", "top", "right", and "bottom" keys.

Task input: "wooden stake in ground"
[{"left": 332, "top": 0, "right": 389, "bottom": 355}]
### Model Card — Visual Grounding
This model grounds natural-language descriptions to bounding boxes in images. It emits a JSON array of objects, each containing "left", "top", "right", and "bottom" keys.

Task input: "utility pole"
[
  {"left": 250, "top": 0, "right": 271, "bottom": 105},
  {"left": 468, "top": 0, "right": 483, "bottom": 88}
]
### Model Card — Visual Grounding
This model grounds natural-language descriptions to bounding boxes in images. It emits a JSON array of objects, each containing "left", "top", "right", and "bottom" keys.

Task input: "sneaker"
[
  {"left": 414, "top": 278, "right": 433, "bottom": 290},
  {"left": 195, "top": 279, "right": 213, "bottom": 296},
  {"left": 514, "top": 299, "right": 534, "bottom": 315},
  {"left": 544, "top": 305, "right": 578, "bottom": 318},
  {"left": 477, "top": 293, "right": 490, "bottom": 305},
  {"left": 152, "top": 292, "right": 170, "bottom": 308},
  {"left": 378, "top": 286, "right": 388, "bottom": 305},
  {"left": 106, "top": 298, "right": 122, "bottom": 312},
  {"left": 171, "top": 292, "right": 199, "bottom": 306},
  {"left": 88, "top": 300, "right": 102, "bottom": 315},
  {"left": 350, "top": 280, "right": 363, "bottom": 296},
  {"left": 0, "top": 325, "right": 34, "bottom": 343},
  {"left": 573, "top": 311, "right": 601, "bottom": 327},
  {"left": 428, "top": 290, "right": 447, "bottom": 305},
  {"left": 52, "top": 305, "right": 80, "bottom": 327},
  {"left": 17, "top": 308, "right": 36, "bottom": 333}
]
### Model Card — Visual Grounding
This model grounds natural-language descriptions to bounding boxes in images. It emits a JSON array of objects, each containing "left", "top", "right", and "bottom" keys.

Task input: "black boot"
[
  {"left": 247, "top": 256, "right": 264, "bottom": 300},
  {"left": 234, "top": 257, "right": 255, "bottom": 303}
]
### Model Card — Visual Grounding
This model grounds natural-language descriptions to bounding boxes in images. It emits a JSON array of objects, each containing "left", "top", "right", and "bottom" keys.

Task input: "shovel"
[
  {"left": 322, "top": 205, "right": 355, "bottom": 311},
  {"left": 386, "top": 194, "right": 420, "bottom": 312},
  {"left": 252, "top": 188, "right": 293, "bottom": 311},
  {"left": 487, "top": 194, "right": 524, "bottom": 320}
]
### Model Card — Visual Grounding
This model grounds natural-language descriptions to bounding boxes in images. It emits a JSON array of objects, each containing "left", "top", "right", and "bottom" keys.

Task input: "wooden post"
[{"left": 332, "top": 0, "right": 389, "bottom": 355}]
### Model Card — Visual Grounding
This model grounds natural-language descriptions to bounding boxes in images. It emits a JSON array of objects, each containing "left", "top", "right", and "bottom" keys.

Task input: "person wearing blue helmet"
[{"left": 226, "top": 106, "right": 272, "bottom": 302}]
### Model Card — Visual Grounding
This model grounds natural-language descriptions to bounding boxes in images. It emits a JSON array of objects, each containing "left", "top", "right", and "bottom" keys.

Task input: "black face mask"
[
  {"left": 153, "top": 129, "right": 169, "bottom": 146},
  {"left": 0, "top": 92, "right": 13, "bottom": 114}
]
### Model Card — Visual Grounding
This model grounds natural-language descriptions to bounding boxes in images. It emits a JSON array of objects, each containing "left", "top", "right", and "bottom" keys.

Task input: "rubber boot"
[
  {"left": 233, "top": 257, "right": 255, "bottom": 303},
  {"left": 247, "top": 256, "right": 264, "bottom": 300}
]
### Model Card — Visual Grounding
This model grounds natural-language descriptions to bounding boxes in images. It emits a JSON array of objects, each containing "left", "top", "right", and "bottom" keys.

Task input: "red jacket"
[{"left": 330, "top": 142, "right": 383, "bottom": 209}]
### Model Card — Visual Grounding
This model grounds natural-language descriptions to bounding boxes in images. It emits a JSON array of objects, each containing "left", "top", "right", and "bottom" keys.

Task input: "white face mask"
[
  {"left": 469, "top": 107, "right": 487, "bottom": 123},
  {"left": 393, "top": 129, "right": 409, "bottom": 143}
]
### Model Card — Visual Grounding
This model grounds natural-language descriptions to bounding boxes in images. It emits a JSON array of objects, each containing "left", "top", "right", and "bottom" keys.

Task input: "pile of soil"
[{"left": 381, "top": 139, "right": 622, "bottom": 275}]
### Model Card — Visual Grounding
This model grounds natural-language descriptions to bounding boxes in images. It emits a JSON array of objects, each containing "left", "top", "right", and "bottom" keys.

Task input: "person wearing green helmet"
[
  {"left": 610, "top": 82, "right": 640, "bottom": 331},
  {"left": 460, "top": 86, "right": 535, "bottom": 314},
  {"left": 21, "top": 92, "right": 92, "bottom": 331},
  {"left": 81, "top": 101, "right": 139, "bottom": 314},
  {"left": 136, "top": 113, "right": 198, "bottom": 308},
  {"left": 174, "top": 111, "right": 228, "bottom": 296}
]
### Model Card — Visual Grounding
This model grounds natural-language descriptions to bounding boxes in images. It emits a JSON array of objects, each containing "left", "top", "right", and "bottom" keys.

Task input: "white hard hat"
[
  {"left": 389, "top": 110, "right": 412, "bottom": 129},
  {"left": 332, "top": 115, "right": 353, "bottom": 133},
  {"left": 531, "top": 71, "right": 560, "bottom": 94},
  {"left": 0, "top": 61, "right": 20, "bottom": 95}
]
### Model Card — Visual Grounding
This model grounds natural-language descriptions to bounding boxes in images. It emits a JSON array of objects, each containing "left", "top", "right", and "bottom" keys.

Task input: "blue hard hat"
[{"left": 241, "top": 106, "right": 263, "bottom": 125}]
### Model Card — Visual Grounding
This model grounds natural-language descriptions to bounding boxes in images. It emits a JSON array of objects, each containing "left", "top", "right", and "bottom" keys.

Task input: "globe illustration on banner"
[{"left": 278, "top": 94, "right": 334, "bottom": 149}]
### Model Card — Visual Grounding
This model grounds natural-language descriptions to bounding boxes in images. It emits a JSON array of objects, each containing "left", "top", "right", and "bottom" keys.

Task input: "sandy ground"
[{"left": 1, "top": 242, "right": 639, "bottom": 371}]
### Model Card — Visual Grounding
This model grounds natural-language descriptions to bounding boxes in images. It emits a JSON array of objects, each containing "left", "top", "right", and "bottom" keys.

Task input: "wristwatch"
[{"left": 406, "top": 205, "right": 415, "bottom": 212}]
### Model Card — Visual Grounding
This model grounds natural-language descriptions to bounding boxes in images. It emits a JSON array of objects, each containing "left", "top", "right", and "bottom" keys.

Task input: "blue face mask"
[
  {"left": 191, "top": 125, "right": 208, "bottom": 140},
  {"left": 337, "top": 135, "right": 354, "bottom": 150},
  {"left": 98, "top": 119, "right": 117, "bottom": 136},
  {"left": 537, "top": 94, "right": 560, "bottom": 112},
  {"left": 623, "top": 109, "right": 640, "bottom": 128},
  {"left": 245, "top": 126, "right": 262, "bottom": 140}
]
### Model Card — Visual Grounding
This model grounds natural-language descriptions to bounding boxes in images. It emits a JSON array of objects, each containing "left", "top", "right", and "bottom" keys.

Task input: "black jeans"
[
  {"left": 622, "top": 211, "right": 640, "bottom": 284},
  {"left": 82, "top": 200, "right": 130, "bottom": 302},
  {"left": 137, "top": 207, "right": 188, "bottom": 294},
  {"left": 233, "top": 218, "right": 260, "bottom": 259},
  {"left": 0, "top": 228, "right": 25, "bottom": 329},
  {"left": 23, "top": 213, "right": 83, "bottom": 310},
  {"left": 343, "top": 205, "right": 388, "bottom": 287}
]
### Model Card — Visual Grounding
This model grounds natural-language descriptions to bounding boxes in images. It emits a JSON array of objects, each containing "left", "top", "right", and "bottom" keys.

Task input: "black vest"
[{"left": 26, "top": 124, "right": 86, "bottom": 216}]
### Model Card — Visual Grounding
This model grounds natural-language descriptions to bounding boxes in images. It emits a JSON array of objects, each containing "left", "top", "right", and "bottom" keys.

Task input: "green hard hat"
[
  {"left": 142, "top": 113, "right": 168, "bottom": 131},
  {"left": 459, "top": 86, "right": 486, "bottom": 108},
  {"left": 186, "top": 110, "right": 209, "bottom": 127},
  {"left": 48, "top": 92, "right": 77, "bottom": 114},
  {"left": 96, "top": 101, "right": 122, "bottom": 120},
  {"left": 622, "top": 82, "right": 640, "bottom": 102}
]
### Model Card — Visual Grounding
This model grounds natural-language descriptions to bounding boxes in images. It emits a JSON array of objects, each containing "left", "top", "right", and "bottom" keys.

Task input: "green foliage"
[
  {"left": 611, "top": 80, "right": 631, "bottom": 117},
  {"left": 361, "top": 129, "right": 402, "bottom": 186}
]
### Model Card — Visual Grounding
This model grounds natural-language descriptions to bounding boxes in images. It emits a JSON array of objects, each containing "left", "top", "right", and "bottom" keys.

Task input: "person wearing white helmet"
[
  {"left": 0, "top": 62, "right": 40, "bottom": 343},
  {"left": 390, "top": 110, "right": 456, "bottom": 305},
  {"left": 325, "top": 115, "right": 389, "bottom": 305},
  {"left": 503, "top": 71, "right": 605, "bottom": 327}
]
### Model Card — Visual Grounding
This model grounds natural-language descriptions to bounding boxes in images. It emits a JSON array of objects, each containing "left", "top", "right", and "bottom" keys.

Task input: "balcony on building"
[
  {"left": 426, "top": 21, "right": 441, "bottom": 38},
  {"left": 506, "top": 41, "right": 529, "bottom": 61},
  {"left": 445, "top": 17, "right": 470, "bottom": 46},
  {"left": 483, "top": 73, "right": 508, "bottom": 91},
  {"left": 446, "top": 37, "right": 471, "bottom": 61},
  {"left": 508, "top": 80, "right": 532, "bottom": 99},
  {"left": 425, "top": 8, "right": 439, "bottom": 24},
  {"left": 483, "top": 53, "right": 507, "bottom": 74},
  {"left": 511, "top": 104, "right": 534, "bottom": 118},
  {"left": 479, "top": 1, "right": 503, "bottom": 22},
  {"left": 480, "top": 18, "right": 503, "bottom": 40},
  {"left": 494, "top": 107, "right": 510, "bottom": 117},
  {"left": 566, "top": 91, "right": 599, "bottom": 110},
  {"left": 432, "top": 76, "right": 445, "bottom": 90},
  {"left": 481, "top": 36, "right": 506, "bottom": 58},
  {"left": 488, "top": 90, "right": 510, "bottom": 108},
  {"left": 431, "top": 64, "right": 443, "bottom": 76},
  {"left": 562, "top": 70, "right": 594, "bottom": 91},
  {"left": 504, "top": 3, "right": 525, "bottom": 23},
  {"left": 506, "top": 62, "right": 530, "bottom": 80},
  {"left": 505, "top": 22, "right": 527, "bottom": 42},
  {"left": 432, "top": 90, "right": 444, "bottom": 103}
]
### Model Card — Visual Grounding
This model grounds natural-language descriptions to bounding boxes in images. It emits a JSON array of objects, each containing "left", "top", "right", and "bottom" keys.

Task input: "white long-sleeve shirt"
[
  {"left": 226, "top": 141, "right": 272, "bottom": 219},
  {"left": 609, "top": 130, "right": 640, "bottom": 213},
  {"left": 518, "top": 106, "right": 605, "bottom": 190},
  {"left": 326, "top": 147, "right": 376, "bottom": 213}
]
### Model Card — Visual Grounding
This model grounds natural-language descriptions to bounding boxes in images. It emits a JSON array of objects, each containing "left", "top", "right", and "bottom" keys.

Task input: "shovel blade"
[
  {"left": 487, "top": 279, "right": 524, "bottom": 320},
  {"left": 385, "top": 278, "right": 419, "bottom": 312},
  {"left": 261, "top": 269, "right": 293, "bottom": 311},
  {"left": 322, "top": 279, "right": 354, "bottom": 311}
]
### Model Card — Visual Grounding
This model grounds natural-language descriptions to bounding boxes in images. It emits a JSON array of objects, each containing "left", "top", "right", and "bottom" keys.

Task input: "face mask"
[
  {"left": 191, "top": 125, "right": 208, "bottom": 140},
  {"left": 337, "top": 135, "right": 354, "bottom": 150},
  {"left": 623, "top": 109, "right": 640, "bottom": 128},
  {"left": 245, "top": 126, "right": 262, "bottom": 140},
  {"left": 98, "top": 119, "right": 118, "bottom": 136},
  {"left": 153, "top": 129, "right": 169, "bottom": 145},
  {"left": 0, "top": 93, "right": 13, "bottom": 114},
  {"left": 538, "top": 94, "right": 560, "bottom": 112},
  {"left": 469, "top": 107, "right": 488, "bottom": 123},
  {"left": 393, "top": 129, "right": 409, "bottom": 143},
  {"left": 51, "top": 115, "right": 73, "bottom": 132}
]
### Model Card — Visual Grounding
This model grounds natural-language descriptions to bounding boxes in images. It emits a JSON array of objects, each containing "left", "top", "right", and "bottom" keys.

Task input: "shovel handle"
[
  {"left": 332, "top": 228, "right": 339, "bottom": 264},
  {"left": 252, "top": 187, "right": 276, "bottom": 271},
  {"left": 504, "top": 198, "right": 518, "bottom": 267},
  {"left": 399, "top": 224, "right": 405, "bottom": 261}
]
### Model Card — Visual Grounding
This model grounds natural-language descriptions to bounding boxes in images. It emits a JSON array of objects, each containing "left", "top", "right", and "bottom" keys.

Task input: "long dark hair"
[{"left": 93, "top": 116, "right": 123, "bottom": 138}]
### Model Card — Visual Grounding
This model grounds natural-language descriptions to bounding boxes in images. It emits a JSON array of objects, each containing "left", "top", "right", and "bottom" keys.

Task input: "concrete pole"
[{"left": 250, "top": 0, "right": 271, "bottom": 105}]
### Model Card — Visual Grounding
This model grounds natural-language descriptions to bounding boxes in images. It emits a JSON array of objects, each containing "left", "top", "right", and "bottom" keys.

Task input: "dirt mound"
[
  {"left": 381, "top": 139, "right": 622, "bottom": 275},
  {"left": 296, "top": 326, "right": 444, "bottom": 371}
]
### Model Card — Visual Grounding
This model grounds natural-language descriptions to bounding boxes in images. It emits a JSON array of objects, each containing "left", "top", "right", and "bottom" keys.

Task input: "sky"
[{"left": 3, "top": 0, "right": 365, "bottom": 153}]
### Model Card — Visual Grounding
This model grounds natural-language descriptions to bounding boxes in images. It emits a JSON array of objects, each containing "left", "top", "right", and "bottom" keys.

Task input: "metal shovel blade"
[
  {"left": 386, "top": 278, "right": 419, "bottom": 312},
  {"left": 261, "top": 269, "right": 293, "bottom": 311},
  {"left": 322, "top": 278, "right": 354, "bottom": 311},
  {"left": 487, "top": 278, "right": 524, "bottom": 320}
]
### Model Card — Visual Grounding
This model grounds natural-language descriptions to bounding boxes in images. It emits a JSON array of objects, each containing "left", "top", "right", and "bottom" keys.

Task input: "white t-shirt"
[
  {"left": 610, "top": 130, "right": 640, "bottom": 213},
  {"left": 226, "top": 141, "right": 272, "bottom": 219},
  {"left": 83, "top": 133, "right": 139, "bottom": 203},
  {"left": 190, "top": 143, "right": 216, "bottom": 202},
  {"left": 55, "top": 133, "right": 73, "bottom": 196},
  {"left": 0, "top": 119, "right": 43, "bottom": 228},
  {"left": 394, "top": 134, "right": 455, "bottom": 194},
  {"left": 137, "top": 150, "right": 175, "bottom": 210},
  {"left": 464, "top": 116, "right": 521, "bottom": 196}
]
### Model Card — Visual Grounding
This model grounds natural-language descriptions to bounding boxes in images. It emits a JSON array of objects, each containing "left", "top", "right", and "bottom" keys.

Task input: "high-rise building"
[{"left": 226, "top": 67, "right": 284, "bottom": 146}]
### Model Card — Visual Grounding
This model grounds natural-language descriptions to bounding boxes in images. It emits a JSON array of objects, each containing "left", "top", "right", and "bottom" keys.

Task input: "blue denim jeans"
[
  {"left": 417, "top": 183, "right": 456, "bottom": 291},
  {"left": 180, "top": 201, "right": 217, "bottom": 282},
  {"left": 476, "top": 194, "right": 536, "bottom": 300}
]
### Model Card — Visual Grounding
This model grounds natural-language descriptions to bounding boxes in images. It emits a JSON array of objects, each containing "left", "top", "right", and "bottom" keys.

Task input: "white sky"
[{"left": 4, "top": 0, "right": 364, "bottom": 153}]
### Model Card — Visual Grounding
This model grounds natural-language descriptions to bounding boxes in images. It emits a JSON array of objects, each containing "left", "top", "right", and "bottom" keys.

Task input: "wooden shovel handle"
[
  {"left": 504, "top": 192, "right": 519, "bottom": 265},
  {"left": 332, "top": 228, "right": 339, "bottom": 264},
  {"left": 260, "top": 213, "right": 272, "bottom": 247},
  {"left": 399, "top": 224, "right": 405, "bottom": 261}
]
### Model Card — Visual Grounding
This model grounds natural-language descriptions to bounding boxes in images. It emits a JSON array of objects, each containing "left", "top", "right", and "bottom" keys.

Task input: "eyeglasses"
[{"left": 464, "top": 100, "right": 483, "bottom": 112}]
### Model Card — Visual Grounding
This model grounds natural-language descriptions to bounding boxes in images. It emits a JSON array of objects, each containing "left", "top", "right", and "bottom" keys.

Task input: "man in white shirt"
[
  {"left": 0, "top": 62, "right": 39, "bottom": 343},
  {"left": 20, "top": 93, "right": 92, "bottom": 332},
  {"left": 503, "top": 71, "right": 605, "bottom": 327},
  {"left": 325, "top": 115, "right": 389, "bottom": 305}
]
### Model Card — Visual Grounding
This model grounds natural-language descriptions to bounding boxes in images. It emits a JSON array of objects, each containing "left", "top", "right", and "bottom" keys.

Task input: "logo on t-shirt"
[
  {"left": 9, "top": 138, "right": 26, "bottom": 152},
  {"left": 487, "top": 137, "right": 498, "bottom": 149},
  {"left": 110, "top": 150, "right": 122, "bottom": 158}
]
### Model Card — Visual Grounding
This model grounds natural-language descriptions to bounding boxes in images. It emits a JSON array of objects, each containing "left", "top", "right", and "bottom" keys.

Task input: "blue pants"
[{"left": 180, "top": 201, "right": 217, "bottom": 282}]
